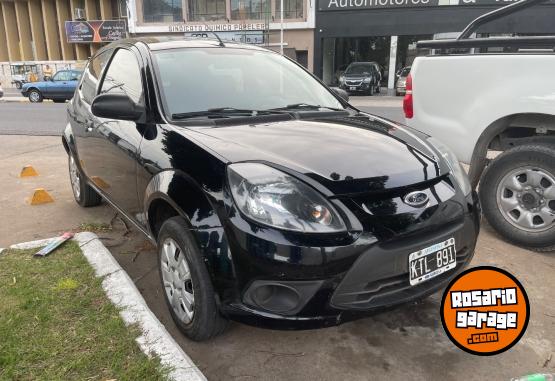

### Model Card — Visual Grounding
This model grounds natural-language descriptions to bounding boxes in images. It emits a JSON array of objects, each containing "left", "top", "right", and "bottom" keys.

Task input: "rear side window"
[
  {"left": 100, "top": 48, "right": 143, "bottom": 105},
  {"left": 53, "top": 71, "right": 71, "bottom": 81},
  {"left": 80, "top": 50, "right": 112, "bottom": 104}
]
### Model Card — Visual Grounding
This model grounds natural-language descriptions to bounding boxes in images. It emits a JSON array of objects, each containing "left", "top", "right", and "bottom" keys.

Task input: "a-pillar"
[
  {"left": 387, "top": 35, "right": 398, "bottom": 95},
  {"left": 1, "top": 2, "right": 21, "bottom": 61},
  {"left": 28, "top": 0, "right": 48, "bottom": 60},
  {"left": 42, "top": 0, "right": 62, "bottom": 60},
  {"left": 56, "top": 0, "right": 76, "bottom": 60},
  {"left": 14, "top": 0, "right": 34, "bottom": 60}
]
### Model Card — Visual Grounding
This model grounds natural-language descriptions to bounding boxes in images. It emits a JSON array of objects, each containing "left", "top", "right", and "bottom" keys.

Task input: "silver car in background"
[{"left": 396, "top": 66, "right": 411, "bottom": 96}]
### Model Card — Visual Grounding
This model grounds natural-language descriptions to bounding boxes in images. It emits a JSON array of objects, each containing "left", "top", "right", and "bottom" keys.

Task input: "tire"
[
  {"left": 367, "top": 85, "right": 374, "bottom": 96},
  {"left": 376, "top": 84, "right": 381, "bottom": 93},
  {"left": 15, "top": 81, "right": 22, "bottom": 89},
  {"left": 479, "top": 144, "right": 555, "bottom": 252},
  {"left": 68, "top": 153, "right": 102, "bottom": 207},
  {"left": 28, "top": 89, "right": 43, "bottom": 103},
  {"left": 158, "top": 217, "right": 228, "bottom": 341}
]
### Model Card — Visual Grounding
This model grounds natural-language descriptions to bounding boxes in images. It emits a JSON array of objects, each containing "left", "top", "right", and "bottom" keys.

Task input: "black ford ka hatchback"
[{"left": 63, "top": 37, "right": 480, "bottom": 341}]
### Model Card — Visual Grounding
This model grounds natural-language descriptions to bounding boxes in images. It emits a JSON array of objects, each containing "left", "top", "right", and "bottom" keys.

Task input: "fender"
[{"left": 143, "top": 170, "right": 235, "bottom": 294}]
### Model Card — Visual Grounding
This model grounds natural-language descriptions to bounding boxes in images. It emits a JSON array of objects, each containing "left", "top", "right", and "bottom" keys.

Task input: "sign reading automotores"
[
  {"left": 65, "top": 20, "right": 126, "bottom": 43},
  {"left": 320, "top": 0, "right": 522, "bottom": 11}
]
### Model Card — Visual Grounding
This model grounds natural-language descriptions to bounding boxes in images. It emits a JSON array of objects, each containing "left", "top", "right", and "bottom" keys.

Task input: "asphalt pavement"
[
  {"left": 0, "top": 96, "right": 403, "bottom": 136},
  {"left": 0, "top": 102, "right": 68, "bottom": 135}
]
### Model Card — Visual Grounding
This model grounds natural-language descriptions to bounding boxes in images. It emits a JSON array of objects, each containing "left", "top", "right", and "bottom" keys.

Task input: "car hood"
[
  {"left": 344, "top": 73, "right": 371, "bottom": 79},
  {"left": 185, "top": 115, "right": 446, "bottom": 194},
  {"left": 22, "top": 81, "right": 47, "bottom": 90}
]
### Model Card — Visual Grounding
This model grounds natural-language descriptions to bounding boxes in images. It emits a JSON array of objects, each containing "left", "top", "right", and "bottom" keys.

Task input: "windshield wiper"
[
  {"left": 172, "top": 107, "right": 287, "bottom": 120},
  {"left": 270, "top": 103, "right": 345, "bottom": 112}
]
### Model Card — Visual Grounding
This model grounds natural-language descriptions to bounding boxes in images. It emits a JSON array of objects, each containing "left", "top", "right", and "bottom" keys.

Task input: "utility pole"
[{"left": 280, "top": 0, "right": 284, "bottom": 54}]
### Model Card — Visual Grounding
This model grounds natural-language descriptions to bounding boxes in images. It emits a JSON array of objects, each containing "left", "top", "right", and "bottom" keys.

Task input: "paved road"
[
  {"left": 0, "top": 100, "right": 403, "bottom": 136},
  {"left": 0, "top": 102, "right": 67, "bottom": 135}
]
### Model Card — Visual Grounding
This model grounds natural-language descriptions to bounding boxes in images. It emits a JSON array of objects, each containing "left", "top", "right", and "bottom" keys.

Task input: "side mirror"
[
  {"left": 331, "top": 87, "right": 349, "bottom": 102},
  {"left": 91, "top": 93, "right": 144, "bottom": 121}
]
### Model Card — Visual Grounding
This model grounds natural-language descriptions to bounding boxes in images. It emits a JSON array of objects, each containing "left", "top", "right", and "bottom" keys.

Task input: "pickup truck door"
[{"left": 81, "top": 47, "right": 144, "bottom": 219}]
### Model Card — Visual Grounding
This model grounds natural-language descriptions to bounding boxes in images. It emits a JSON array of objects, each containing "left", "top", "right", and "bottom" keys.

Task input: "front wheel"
[
  {"left": 29, "top": 89, "right": 43, "bottom": 103},
  {"left": 158, "top": 217, "right": 228, "bottom": 341},
  {"left": 479, "top": 144, "right": 555, "bottom": 251},
  {"left": 68, "top": 153, "right": 102, "bottom": 207},
  {"left": 367, "top": 85, "right": 374, "bottom": 96}
]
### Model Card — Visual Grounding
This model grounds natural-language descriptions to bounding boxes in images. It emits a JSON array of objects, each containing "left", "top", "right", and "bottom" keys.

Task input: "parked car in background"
[
  {"left": 339, "top": 62, "right": 381, "bottom": 95},
  {"left": 21, "top": 69, "right": 82, "bottom": 103},
  {"left": 405, "top": 1, "right": 555, "bottom": 251},
  {"left": 65, "top": 37, "right": 479, "bottom": 341},
  {"left": 395, "top": 66, "right": 411, "bottom": 96}
]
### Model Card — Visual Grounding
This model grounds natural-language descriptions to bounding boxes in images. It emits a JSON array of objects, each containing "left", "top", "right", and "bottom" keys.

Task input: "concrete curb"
[{"left": 3, "top": 233, "right": 206, "bottom": 381}]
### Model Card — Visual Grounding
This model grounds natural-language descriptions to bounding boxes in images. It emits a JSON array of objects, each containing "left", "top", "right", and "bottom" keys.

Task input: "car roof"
[{"left": 100, "top": 36, "right": 270, "bottom": 53}]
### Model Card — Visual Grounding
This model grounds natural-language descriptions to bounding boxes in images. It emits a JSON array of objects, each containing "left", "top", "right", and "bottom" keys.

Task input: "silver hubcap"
[
  {"left": 69, "top": 156, "right": 81, "bottom": 199},
  {"left": 160, "top": 238, "right": 195, "bottom": 324},
  {"left": 30, "top": 91, "right": 40, "bottom": 102},
  {"left": 496, "top": 166, "right": 555, "bottom": 232}
]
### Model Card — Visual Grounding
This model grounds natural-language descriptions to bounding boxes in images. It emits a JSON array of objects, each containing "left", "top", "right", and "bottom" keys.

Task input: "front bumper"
[{"left": 218, "top": 189, "right": 481, "bottom": 329}]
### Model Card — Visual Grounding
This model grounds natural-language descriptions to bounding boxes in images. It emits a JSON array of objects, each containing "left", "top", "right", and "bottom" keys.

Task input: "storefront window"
[
  {"left": 231, "top": 0, "right": 270, "bottom": 20},
  {"left": 188, "top": 0, "right": 226, "bottom": 21},
  {"left": 143, "top": 0, "right": 183, "bottom": 22},
  {"left": 274, "top": 0, "right": 302, "bottom": 19}
]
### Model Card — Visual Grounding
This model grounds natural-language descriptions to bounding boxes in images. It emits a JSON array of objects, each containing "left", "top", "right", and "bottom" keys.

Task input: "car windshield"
[
  {"left": 153, "top": 48, "right": 344, "bottom": 117},
  {"left": 345, "top": 64, "right": 372, "bottom": 75},
  {"left": 400, "top": 67, "right": 411, "bottom": 77}
]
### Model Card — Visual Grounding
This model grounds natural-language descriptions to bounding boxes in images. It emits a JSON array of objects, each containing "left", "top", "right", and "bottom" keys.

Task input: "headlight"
[
  {"left": 363, "top": 77, "right": 371, "bottom": 83},
  {"left": 227, "top": 163, "right": 346, "bottom": 233},
  {"left": 339, "top": 75, "right": 345, "bottom": 84},
  {"left": 427, "top": 137, "right": 472, "bottom": 195}
]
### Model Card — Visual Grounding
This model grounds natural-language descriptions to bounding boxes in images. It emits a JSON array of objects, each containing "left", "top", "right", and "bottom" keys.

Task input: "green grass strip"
[{"left": 0, "top": 241, "right": 168, "bottom": 381}]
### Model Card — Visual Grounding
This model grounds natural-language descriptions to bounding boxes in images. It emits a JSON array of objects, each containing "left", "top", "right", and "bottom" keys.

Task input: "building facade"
[
  {"left": 315, "top": 0, "right": 555, "bottom": 90},
  {"left": 126, "top": 0, "right": 315, "bottom": 70}
]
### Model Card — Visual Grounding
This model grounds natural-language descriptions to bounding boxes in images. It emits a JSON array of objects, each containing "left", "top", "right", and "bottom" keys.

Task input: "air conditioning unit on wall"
[{"left": 74, "top": 8, "right": 86, "bottom": 21}]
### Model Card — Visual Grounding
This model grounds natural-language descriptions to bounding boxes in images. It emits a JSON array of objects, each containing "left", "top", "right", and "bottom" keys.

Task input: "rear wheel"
[
  {"left": 15, "top": 81, "right": 22, "bottom": 89},
  {"left": 158, "top": 217, "right": 228, "bottom": 341},
  {"left": 29, "top": 89, "right": 43, "bottom": 103},
  {"left": 68, "top": 153, "right": 102, "bottom": 207},
  {"left": 479, "top": 144, "right": 555, "bottom": 251}
]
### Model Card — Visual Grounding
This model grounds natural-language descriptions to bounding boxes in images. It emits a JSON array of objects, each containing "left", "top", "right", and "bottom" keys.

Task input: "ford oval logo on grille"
[{"left": 404, "top": 191, "right": 429, "bottom": 208}]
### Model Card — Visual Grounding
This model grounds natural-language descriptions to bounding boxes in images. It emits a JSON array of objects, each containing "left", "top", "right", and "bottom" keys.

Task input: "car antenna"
[{"left": 204, "top": 24, "right": 225, "bottom": 47}]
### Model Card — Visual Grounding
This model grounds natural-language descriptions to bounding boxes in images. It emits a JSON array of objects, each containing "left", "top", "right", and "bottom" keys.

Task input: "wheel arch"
[
  {"left": 144, "top": 170, "right": 232, "bottom": 284},
  {"left": 469, "top": 113, "right": 555, "bottom": 188}
]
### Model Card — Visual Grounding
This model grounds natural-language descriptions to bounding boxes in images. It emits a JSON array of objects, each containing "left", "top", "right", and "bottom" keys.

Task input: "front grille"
[
  {"left": 332, "top": 246, "right": 470, "bottom": 310},
  {"left": 345, "top": 80, "right": 362, "bottom": 86}
]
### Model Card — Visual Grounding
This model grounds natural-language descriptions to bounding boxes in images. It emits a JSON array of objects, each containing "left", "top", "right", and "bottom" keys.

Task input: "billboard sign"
[{"left": 65, "top": 20, "right": 126, "bottom": 43}]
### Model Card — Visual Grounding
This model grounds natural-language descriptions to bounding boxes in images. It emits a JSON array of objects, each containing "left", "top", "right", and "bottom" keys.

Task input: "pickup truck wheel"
[
  {"left": 157, "top": 217, "right": 228, "bottom": 341},
  {"left": 68, "top": 154, "right": 102, "bottom": 207},
  {"left": 29, "top": 89, "right": 43, "bottom": 103},
  {"left": 479, "top": 144, "right": 555, "bottom": 251}
]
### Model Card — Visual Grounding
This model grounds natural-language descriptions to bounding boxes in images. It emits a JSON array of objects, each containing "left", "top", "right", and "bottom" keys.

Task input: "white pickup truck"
[{"left": 405, "top": 0, "right": 555, "bottom": 251}]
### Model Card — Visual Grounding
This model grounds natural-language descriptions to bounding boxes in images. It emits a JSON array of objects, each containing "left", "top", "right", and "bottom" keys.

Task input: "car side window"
[
  {"left": 80, "top": 50, "right": 112, "bottom": 104},
  {"left": 100, "top": 49, "right": 143, "bottom": 105},
  {"left": 53, "top": 71, "right": 70, "bottom": 81}
]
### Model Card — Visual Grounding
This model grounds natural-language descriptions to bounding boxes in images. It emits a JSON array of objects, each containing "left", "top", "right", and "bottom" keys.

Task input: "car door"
[
  {"left": 83, "top": 47, "right": 145, "bottom": 219},
  {"left": 63, "top": 70, "right": 81, "bottom": 99},
  {"left": 48, "top": 71, "right": 71, "bottom": 97}
]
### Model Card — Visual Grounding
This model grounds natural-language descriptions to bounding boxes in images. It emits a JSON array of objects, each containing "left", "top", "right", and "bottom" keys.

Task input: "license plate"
[
  {"left": 409, "top": 238, "right": 456, "bottom": 286},
  {"left": 350, "top": 86, "right": 356, "bottom": 90}
]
